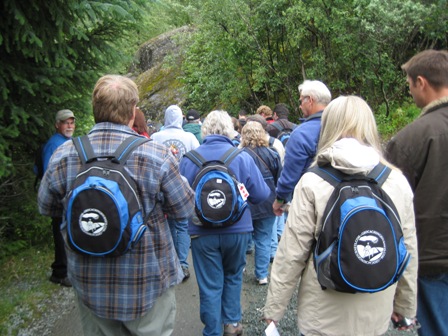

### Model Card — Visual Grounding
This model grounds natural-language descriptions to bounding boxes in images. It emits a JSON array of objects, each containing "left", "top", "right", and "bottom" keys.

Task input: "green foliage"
[
  {"left": 0, "top": 0, "right": 151, "bottom": 179},
  {"left": 181, "top": 0, "right": 447, "bottom": 119},
  {"left": 0, "top": 0, "right": 165, "bottom": 248},
  {"left": 376, "top": 100, "right": 421, "bottom": 141}
]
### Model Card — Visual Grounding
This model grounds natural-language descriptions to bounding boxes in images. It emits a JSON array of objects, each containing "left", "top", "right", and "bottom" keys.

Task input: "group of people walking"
[{"left": 37, "top": 49, "right": 448, "bottom": 336}]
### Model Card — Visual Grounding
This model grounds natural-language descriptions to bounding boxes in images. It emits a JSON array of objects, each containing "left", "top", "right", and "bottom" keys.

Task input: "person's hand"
[
  {"left": 391, "top": 312, "right": 420, "bottom": 331},
  {"left": 272, "top": 200, "right": 284, "bottom": 216},
  {"left": 262, "top": 317, "right": 277, "bottom": 326}
]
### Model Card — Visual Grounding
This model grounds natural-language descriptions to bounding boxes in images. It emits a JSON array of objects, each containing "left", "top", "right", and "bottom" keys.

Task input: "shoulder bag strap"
[
  {"left": 113, "top": 136, "right": 151, "bottom": 164},
  {"left": 221, "top": 147, "right": 242, "bottom": 167},
  {"left": 72, "top": 135, "right": 96, "bottom": 165},
  {"left": 184, "top": 150, "right": 207, "bottom": 168}
]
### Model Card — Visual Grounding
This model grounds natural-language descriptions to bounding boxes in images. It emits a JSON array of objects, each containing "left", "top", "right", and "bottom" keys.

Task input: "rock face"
[{"left": 129, "top": 26, "right": 195, "bottom": 123}]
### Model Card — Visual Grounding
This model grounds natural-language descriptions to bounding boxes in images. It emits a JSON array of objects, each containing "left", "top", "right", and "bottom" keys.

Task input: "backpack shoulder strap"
[
  {"left": 113, "top": 136, "right": 151, "bottom": 164},
  {"left": 272, "top": 122, "right": 284, "bottom": 132},
  {"left": 307, "top": 164, "right": 342, "bottom": 188},
  {"left": 308, "top": 162, "right": 392, "bottom": 188},
  {"left": 184, "top": 150, "right": 207, "bottom": 168},
  {"left": 72, "top": 136, "right": 96, "bottom": 165},
  {"left": 268, "top": 136, "right": 275, "bottom": 147},
  {"left": 220, "top": 147, "right": 242, "bottom": 167},
  {"left": 366, "top": 162, "right": 391, "bottom": 187},
  {"left": 73, "top": 135, "right": 150, "bottom": 165}
]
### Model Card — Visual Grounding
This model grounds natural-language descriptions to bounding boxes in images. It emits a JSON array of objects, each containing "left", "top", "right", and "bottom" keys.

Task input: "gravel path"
[{"left": 8, "top": 253, "right": 417, "bottom": 336}]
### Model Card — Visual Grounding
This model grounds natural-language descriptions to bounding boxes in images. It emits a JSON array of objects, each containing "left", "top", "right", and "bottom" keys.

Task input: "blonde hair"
[
  {"left": 256, "top": 105, "right": 273, "bottom": 118},
  {"left": 201, "top": 110, "right": 234, "bottom": 138},
  {"left": 240, "top": 121, "right": 269, "bottom": 148},
  {"left": 316, "top": 96, "right": 382, "bottom": 158},
  {"left": 92, "top": 75, "right": 139, "bottom": 125}
]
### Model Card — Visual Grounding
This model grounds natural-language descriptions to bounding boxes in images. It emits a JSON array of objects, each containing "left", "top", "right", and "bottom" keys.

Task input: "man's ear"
[{"left": 415, "top": 75, "right": 427, "bottom": 89}]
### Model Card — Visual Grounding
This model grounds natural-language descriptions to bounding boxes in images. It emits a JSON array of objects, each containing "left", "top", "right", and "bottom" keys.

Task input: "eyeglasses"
[
  {"left": 61, "top": 120, "right": 75, "bottom": 126},
  {"left": 299, "top": 96, "right": 310, "bottom": 105}
]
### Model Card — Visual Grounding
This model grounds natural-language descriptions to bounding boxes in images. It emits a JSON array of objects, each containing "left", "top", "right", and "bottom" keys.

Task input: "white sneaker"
[{"left": 258, "top": 277, "right": 268, "bottom": 285}]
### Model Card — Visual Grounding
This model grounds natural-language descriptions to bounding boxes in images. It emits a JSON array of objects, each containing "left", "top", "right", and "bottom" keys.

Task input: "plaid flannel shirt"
[{"left": 38, "top": 122, "right": 194, "bottom": 320}]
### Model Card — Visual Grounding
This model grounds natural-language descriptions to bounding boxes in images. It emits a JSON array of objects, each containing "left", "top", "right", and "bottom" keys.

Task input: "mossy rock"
[{"left": 130, "top": 26, "right": 195, "bottom": 122}]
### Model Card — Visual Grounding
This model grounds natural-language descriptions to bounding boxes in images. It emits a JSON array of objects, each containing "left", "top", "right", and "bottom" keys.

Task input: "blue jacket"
[
  {"left": 276, "top": 111, "right": 322, "bottom": 201},
  {"left": 180, "top": 135, "right": 270, "bottom": 235},
  {"left": 42, "top": 133, "right": 71, "bottom": 173}
]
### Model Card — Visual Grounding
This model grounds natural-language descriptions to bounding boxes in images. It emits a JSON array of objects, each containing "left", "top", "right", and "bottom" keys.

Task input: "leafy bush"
[{"left": 376, "top": 100, "right": 420, "bottom": 141}]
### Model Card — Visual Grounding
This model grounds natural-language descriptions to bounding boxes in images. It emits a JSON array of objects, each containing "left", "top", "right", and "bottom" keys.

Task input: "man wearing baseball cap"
[
  {"left": 42, "top": 109, "right": 76, "bottom": 287},
  {"left": 183, "top": 108, "right": 202, "bottom": 144}
]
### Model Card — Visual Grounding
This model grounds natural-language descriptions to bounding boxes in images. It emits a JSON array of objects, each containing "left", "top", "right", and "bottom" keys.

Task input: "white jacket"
[{"left": 263, "top": 138, "right": 418, "bottom": 336}]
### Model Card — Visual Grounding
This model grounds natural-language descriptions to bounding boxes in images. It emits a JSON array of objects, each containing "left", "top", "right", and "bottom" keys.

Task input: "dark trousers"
[{"left": 51, "top": 217, "right": 67, "bottom": 278}]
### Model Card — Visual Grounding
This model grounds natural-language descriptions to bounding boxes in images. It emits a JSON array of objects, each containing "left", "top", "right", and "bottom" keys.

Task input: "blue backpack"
[
  {"left": 231, "top": 134, "right": 241, "bottom": 147},
  {"left": 308, "top": 163, "right": 410, "bottom": 293},
  {"left": 272, "top": 122, "right": 297, "bottom": 147},
  {"left": 184, "top": 148, "right": 248, "bottom": 228},
  {"left": 66, "top": 135, "right": 150, "bottom": 257}
]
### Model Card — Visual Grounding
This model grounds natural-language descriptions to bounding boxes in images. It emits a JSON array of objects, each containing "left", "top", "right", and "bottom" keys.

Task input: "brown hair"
[
  {"left": 133, "top": 107, "right": 149, "bottom": 135},
  {"left": 231, "top": 116, "right": 241, "bottom": 133},
  {"left": 402, "top": 50, "right": 448, "bottom": 89},
  {"left": 92, "top": 75, "right": 139, "bottom": 125}
]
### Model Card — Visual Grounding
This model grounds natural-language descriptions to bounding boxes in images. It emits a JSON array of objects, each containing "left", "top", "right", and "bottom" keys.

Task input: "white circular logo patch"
[
  {"left": 207, "top": 190, "right": 226, "bottom": 209},
  {"left": 79, "top": 209, "right": 108, "bottom": 236},
  {"left": 354, "top": 230, "right": 386, "bottom": 264}
]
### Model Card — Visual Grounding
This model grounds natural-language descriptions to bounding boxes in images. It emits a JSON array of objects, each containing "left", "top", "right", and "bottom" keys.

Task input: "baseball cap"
[
  {"left": 186, "top": 109, "right": 200, "bottom": 121},
  {"left": 55, "top": 109, "right": 75, "bottom": 122}
]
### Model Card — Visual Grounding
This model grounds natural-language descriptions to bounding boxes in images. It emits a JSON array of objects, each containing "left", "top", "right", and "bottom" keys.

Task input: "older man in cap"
[{"left": 41, "top": 109, "right": 76, "bottom": 287}]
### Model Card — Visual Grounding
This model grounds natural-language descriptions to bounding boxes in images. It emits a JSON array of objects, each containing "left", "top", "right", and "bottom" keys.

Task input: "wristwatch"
[{"left": 276, "top": 197, "right": 285, "bottom": 204}]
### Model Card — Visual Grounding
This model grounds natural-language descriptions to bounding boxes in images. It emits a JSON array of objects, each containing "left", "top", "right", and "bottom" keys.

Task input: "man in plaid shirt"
[{"left": 38, "top": 75, "right": 194, "bottom": 335}]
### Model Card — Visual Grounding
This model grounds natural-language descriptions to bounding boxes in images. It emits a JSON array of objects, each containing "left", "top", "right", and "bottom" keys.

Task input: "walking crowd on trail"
[{"left": 36, "top": 49, "right": 448, "bottom": 336}]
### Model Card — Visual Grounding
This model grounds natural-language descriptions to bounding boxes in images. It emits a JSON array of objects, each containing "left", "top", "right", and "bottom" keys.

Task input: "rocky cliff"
[{"left": 129, "top": 26, "right": 195, "bottom": 123}]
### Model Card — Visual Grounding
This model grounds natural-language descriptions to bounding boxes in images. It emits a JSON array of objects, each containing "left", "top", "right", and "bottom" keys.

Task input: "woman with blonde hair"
[
  {"left": 240, "top": 121, "right": 282, "bottom": 285},
  {"left": 263, "top": 96, "right": 418, "bottom": 335}
]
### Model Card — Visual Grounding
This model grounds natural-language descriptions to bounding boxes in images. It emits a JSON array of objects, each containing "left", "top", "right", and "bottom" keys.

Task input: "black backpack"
[
  {"left": 66, "top": 135, "right": 150, "bottom": 257},
  {"left": 272, "top": 122, "right": 297, "bottom": 147},
  {"left": 308, "top": 163, "right": 410, "bottom": 293},
  {"left": 184, "top": 148, "right": 248, "bottom": 228}
]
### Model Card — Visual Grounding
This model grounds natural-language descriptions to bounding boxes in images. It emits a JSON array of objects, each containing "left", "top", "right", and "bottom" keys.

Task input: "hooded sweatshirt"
[{"left": 151, "top": 105, "right": 200, "bottom": 160}]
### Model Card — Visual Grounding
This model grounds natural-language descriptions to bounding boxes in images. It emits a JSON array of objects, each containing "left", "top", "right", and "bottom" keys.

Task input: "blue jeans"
[
  {"left": 246, "top": 234, "right": 254, "bottom": 253},
  {"left": 253, "top": 216, "right": 276, "bottom": 280},
  {"left": 191, "top": 233, "right": 249, "bottom": 336},
  {"left": 270, "top": 214, "right": 285, "bottom": 259},
  {"left": 167, "top": 218, "right": 190, "bottom": 268},
  {"left": 417, "top": 273, "right": 448, "bottom": 336}
]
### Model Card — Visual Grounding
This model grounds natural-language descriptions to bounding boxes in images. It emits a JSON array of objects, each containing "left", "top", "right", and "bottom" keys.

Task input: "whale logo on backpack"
[
  {"left": 65, "top": 135, "right": 151, "bottom": 257},
  {"left": 308, "top": 163, "right": 411, "bottom": 293},
  {"left": 184, "top": 148, "right": 249, "bottom": 228}
]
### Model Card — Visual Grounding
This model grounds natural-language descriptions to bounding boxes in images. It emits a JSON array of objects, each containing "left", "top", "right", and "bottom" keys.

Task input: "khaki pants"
[{"left": 77, "top": 287, "right": 176, "bottom": 336}]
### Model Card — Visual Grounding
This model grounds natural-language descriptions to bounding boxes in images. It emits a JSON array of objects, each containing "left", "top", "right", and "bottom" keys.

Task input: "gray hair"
[
  {"left": 201, "top": 110, "right": 235, "bottom": 138},
  {"left": 298, "top": 80, "right": 332, "bottom": 105}
]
